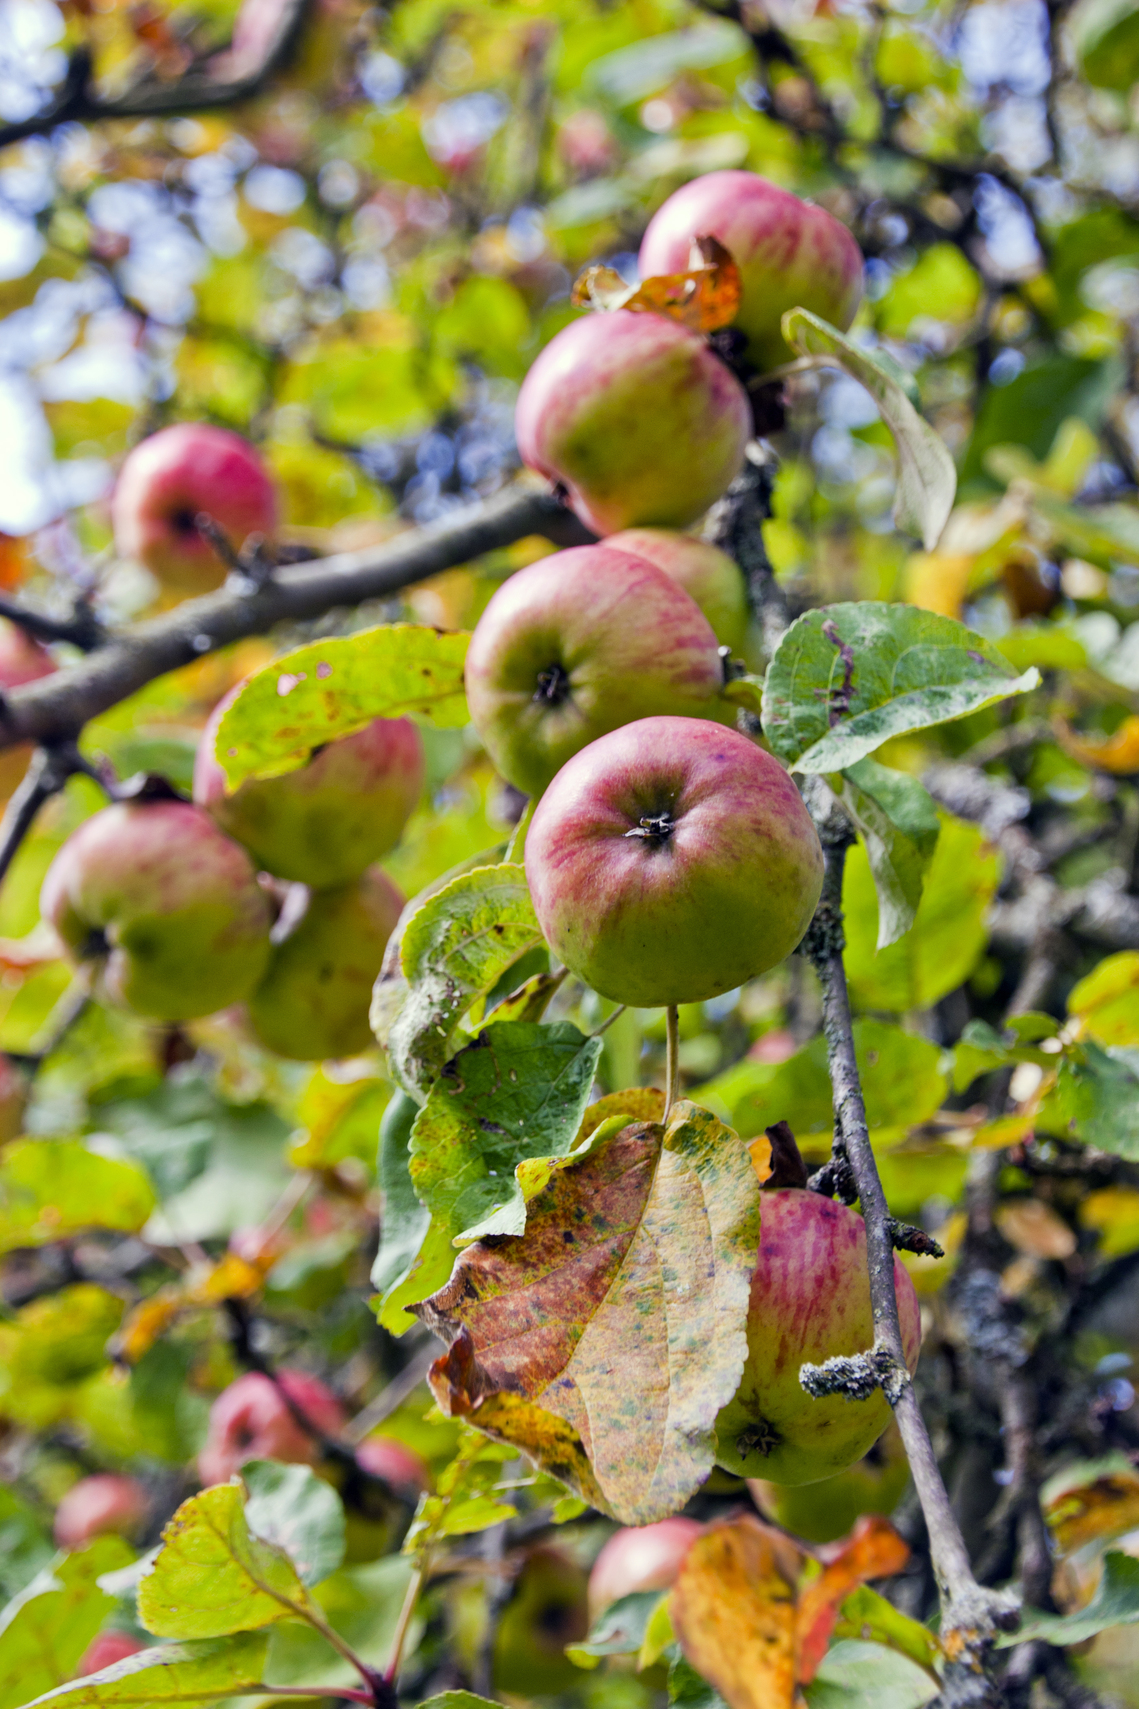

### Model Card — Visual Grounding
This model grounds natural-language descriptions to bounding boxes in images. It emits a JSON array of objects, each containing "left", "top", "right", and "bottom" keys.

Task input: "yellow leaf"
[
  {"left": 1046, "top": 1470, "right": 1139, "bottom": 1555},
  {"left": 1056, "top": 716, "right": 1139, "bottom": 775},
  {"left": 903, "top": 551, "right": 976, "bottom": 618},
  {"left": 572, "top": 236, "right": 742, "bottom": 334},
  {"left": 995, "top": 1199, "right": 1077, "bottom": 1260},
  {"left": 1080, "top": 1185, "right": 1139, "bottom": 1258},
  {"left": 669, "top": 1515, "right": 801, "bottom": 1709}
]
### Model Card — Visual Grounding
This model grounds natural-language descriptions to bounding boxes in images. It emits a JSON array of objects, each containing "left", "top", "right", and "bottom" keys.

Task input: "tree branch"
[
  {"left": 0, "top": 0, "right": 312, "bottom": 153},
  {"left": 0, "top": 484, "right": 590, "bottom": 755}
]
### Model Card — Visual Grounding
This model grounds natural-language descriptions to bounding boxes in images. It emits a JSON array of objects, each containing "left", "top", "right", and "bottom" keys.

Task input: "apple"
[
  {"left": 0, "top": 616, "right": 56, "bottom": 800},
  {"left": 76, "top": 1632, "right": 148, "bottom": 1677},
  {"left": 747, "top": 1419, "right": 909, "bottom": 1543},
  {"left": 111, "top": 424, "right": 278, "bottom": 597},
  {"left": 493, "top": 1545, "right": 590, "bottom": 1696},
  {"left": 53, "top": 1474, "right": 149, "bottom": 1551},
  {"left": 246, "top": 866, "right": 404, "bottom": 1060},
  {"left": 715, "top": 1189, "right": 922, "bottom": 1484},
  {"left": 606, "top": 527, "right": 749, "bottom": 654},
  {"left": 198, "top": 1368, "right": 346, "bottom": 1486},
  {"left": 355, "top": 1433, "right": 431, "bottom": 1493},
  {"left": 638, "top": 170, "right": 863, "bottom": 371},
  {"left": 524, "top": 716, "right": 823, "bottom": 1007},
  {"left": 194, "top": 687, "right": 424, "bottom": 888},
  {"left": 514, "top": 311, "right": 750, "bottom": 535},
  {"left": 465, "top": 547, "right": 735, "bottom": 798},
  {"left": 588, "top": 1516, "right": 703, "bottom": 1620},
  {"left": 41, "top": 800, "right": 272, "bottom": 1022}
]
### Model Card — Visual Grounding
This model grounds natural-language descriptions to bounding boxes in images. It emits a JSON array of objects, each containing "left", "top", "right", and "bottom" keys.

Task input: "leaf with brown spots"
[
  {"left": 1046, "top": 1467, "right": 1139, "bottom": 1554},
  {"left": 572, "top": 237, "right": 741, "bottom": 333},
  {"left": 417, "top": 1099, "right": 760, "bottom": 1524},
  {"left": 669, "top": 1515, "right": 802, "bottom": 1709}
]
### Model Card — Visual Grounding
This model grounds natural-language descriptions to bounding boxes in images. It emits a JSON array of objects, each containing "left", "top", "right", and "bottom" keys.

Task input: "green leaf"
[
  {"left": 833, "top": 1586, "right": 941, "bottom": 1678},
  {"left": 781, "top": 310, "right": 957, "bottom": 548},
  {"left": 1039, "top": 1042, "right": 1139, "bottom": 1159},
  {"left": 137, "top": 1484, "right": 312, "bottom": 1639},
  {"left": 952, "top": 1020, "right": 1013, "bottom": 1093},
  {"left": 17, "top": 1632, "right": 270, "bottom": 1707},
  {"left": 241, "top": 1463, "right": 345, "bottom": 1589},
  {"left": 1002, "top": 1550, "right": 1139, "bottom": 1645},
  {"left": 698, "top": 1018, "right": 946, "bottom": 1148},
  {"left": 0, "top": 1141, "right": 155, "bottom": 1256},
  {"left": 839, "top": 760, "right": 940, "bottom": 949},
  {"left": 373, "top": 865, "right": 544, "bottom": 1099},
  {"left": 417, "top": 1695, "right": 502, "bottom": 1709},
  {"left": 419, "top": 1101, "right": 761, "bottom": 1525},
  {"left": 842, "top": 817, "right": 1001, "bottom": 1013},
  {"left": 804, "top": 1639, "right": 939, "bottom": 1709},
  {"left": 669, "top": 1654, "right": 728, "bottom": 1709},
  {"left": 0, "top": 1537, "right": 133, "bottom": 1709},
  {"left": 762, "top": 602, "right": 1039, "bottom": 775},
  {"left": 372, "top": 1091, "right": 431, "bottom": 1328},
  {"left": 1070, "top": 0, "right": 1139, "bottom": 89},
  {"left": 258, "top": 1557, "right": 415, "bottom": 1697},
  {"left": 375, "top": 1022, "right": 601, "bottom": 1331},
  {"left": 215, "top": 626, "right": 470, "bottom": 790},
  {"left": 567, "top": 1590, "right": 663, "bottom": 1665},
  {"left": 1068, "top": 950, "right": 1139, "bottom": 1045}
]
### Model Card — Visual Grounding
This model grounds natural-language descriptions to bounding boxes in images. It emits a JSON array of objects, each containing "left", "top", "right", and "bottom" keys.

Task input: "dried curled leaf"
[
  {"left": 417, "top": 1099, "right": 760, "bottom": 1525},
  {"left": 1056, "top": 715, "right": 1139, "bottom": 775},
  {"left": 571, "top": 236, "right": 741, "bottom": 333}
]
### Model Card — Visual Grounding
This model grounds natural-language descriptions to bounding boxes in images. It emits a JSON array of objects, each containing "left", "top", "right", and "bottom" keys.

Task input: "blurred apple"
[
  {"left": 54, "top": 1474, "right": 149, "bottom": 1551},
  {"left": 493, "top": 1545, "right": 590, "bottom": 1695},
  {"left": 588, "top": 1516, "right": 703, "bottom": 1620},
  {"left": 355, "top": 1433, "right": 431, "bottom": 1493},
  {"left": 198, "top": 1369, "right": 345, "bottom": 1485},
  {"left": 75, "top": 1632, "right": 147, "bottom": 1677},
  {"left": 0, "top": 616, "right": 56, "bottom": 800},
  {"left": 606, "top": 527, "right": 749, "bottom": 654}
]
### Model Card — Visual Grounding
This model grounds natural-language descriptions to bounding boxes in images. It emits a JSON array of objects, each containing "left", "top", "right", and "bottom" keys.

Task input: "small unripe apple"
[
  {"left": 198, "top": 1368, "right": 346, "bottom": 1486},
  {"left": 525, "top": 717, "right": 823, "bottom": 1007},
  {"left": 638, "top": 170, "right": 863, "bottom": 370},
  {"left": 0, "top": 617, "right": 56, "bottom": 800},
  {"left": 355, "top": 1434, "right": 431, "bottom": 1493},
  {"left": 466, "top": 547, "right": 734, "bottom": 798},
  {"left": 41, "top": 800, "right": 272, "bottom": 1022},
  {"left": 515, "top": 311, "right": 750, "bottom": 535},
  {"left": 747, "top": 1419, "right": 909, "bottom": 1543},
  {"left": 588, "top": 1517, "right": 703, "bottom": 1620},
  {"left": 53, "top": 1474, "right": 149, "bottom": 1551},
  {"left": 606, "top": 528, "right": 749, "bottom": 654},
  {"left": 247, "top": 866, "right": 403, "bottom": 1060},
  {"left": 715, "top": 1190, "right": 922, "bottom": 1485},
  {"left": 194, "top": 688, "right": 424, "bottom": 888},
  {"left": 76, "top": 1632, "right": 148, "bottom": 1676},
  {"left": 493, "top": 1546, "right": 589, "bottom": 1696},
  {"left": 111, "top": 424, "right": 278, "bottom": 597}
]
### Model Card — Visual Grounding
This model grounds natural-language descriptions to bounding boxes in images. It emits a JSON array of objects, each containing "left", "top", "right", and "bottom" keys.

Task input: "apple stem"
[
  {"left": 664, "top": 1004, "right": 680, "bottom": 1120},
  {"left": 591, "top": 1003, "right": 627, "bottom": 1037}
]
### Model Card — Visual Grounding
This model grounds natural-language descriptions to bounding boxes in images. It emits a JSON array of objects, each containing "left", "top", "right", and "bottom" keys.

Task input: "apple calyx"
[
  {"left": 623, "top": 811, "right": 676, "bottom": 844},
  {"left": 533, "top": 663, "right": 571, "bottom": 705}
]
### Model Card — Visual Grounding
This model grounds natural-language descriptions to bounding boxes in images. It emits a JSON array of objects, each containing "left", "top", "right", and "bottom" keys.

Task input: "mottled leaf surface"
[
  {"left": 669, "top": 1516, "right": 800, "bottom": 1709},
  {"left": 216, "top": 625, "right": 470, "bottom": 789},
  {"left": 137, "top": 1484, "right": 311, "bottom": 1639},
  {"left": 762, "top": 602, "right": 1038, "bottom": 775},
  {"left": 838, "top": 760, "right": 940, "bottom": 949},
  {"left": 419, "top": 1100, "right": 760, "bottom": 1525},
  {"left": 375, "top": 1022, "right": 601, "bottom": 1331},
  {"left": 19, "top": 1633, "right": 269, "bottom": 1707},
  {"left": 372, "top": 864, "right": 543, "bottom": 1098},
  {"left": 782, "top": 309, "right": 956, "bottom": 548}
]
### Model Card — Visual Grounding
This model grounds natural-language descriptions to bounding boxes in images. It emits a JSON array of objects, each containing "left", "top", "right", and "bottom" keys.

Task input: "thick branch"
[
  {"left": 0, "top": 0, "right": 311, "bottom": 153},
  {"left": 802, "top": 815, "right": 1018, "bottom": 1689},
  {"left": 0, "top": 484, "right": 589, "bottom": 754}
]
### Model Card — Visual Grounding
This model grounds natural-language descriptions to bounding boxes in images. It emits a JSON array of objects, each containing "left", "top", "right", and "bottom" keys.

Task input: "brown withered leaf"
[
  {"left": 571, "top": 235, "right": 741, "bottom": 334},
  {"left": 1046, "top": 1469, "right": 1139, "bottom": 1555},
  {"left": 417, "top": 1099, "right": 760, "bottom": 1524},
  {"left": 797, "top": 1514, "right": 912, "bottom": 1682},
  {"left": 669, "top": 1515, "right": 802, "bottom": 1709}
]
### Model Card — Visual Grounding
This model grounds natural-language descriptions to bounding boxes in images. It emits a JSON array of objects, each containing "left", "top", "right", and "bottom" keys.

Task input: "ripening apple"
[
  {"left": 747, "top": 1419, "right": 909, "bottom": 1543},
  {"left": 194, "top": 687, "right": 424, "bottom": 888},
  {"left": 606, "top": 528, "right": 750, "bottom": 654},
  {"left": 355, "top": 1433, "right": 431, "bottom": 1492},
  {"left": 524, "top": 717, "right": 823, "bottom": 1007},
  {"left": 715, "top": 1190, "right": 922, "bottom": 1485},
  {"left": 76, "top": 1632, "right": 148, "bottom": 1677},
  {"left": 111, "top": 424, "right": 278, "bottom": 597},
  {"left": 54, "top": 1474, "right": 149, "bottom": 1551},
  {"left": 198, "top": 1368, "right": 346, "bottom": 1486},
  {"left": 515, "top": 311, "right": 750, "bottom": 535},
  {"left": 246, "top": 866, "right": 403, "bottom": 1060},
  {"left": 41, "top": 801, "right": 272, "bottom": 1022},
  {"left": 0, "top": 616, "right": 56, "bottom": 800},
  {"left": 638, "top": 170, "right": 863, "bottom": 371},
  {"left": 465, "top": 547, "right": 735, "bottom": 798},
  {"left": 588, "top": 1517, "right": 703, "bottom": 1620}
]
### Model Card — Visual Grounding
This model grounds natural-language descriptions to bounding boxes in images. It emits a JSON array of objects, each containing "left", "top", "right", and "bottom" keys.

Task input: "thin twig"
[
  {"left": 344, "top": 1339, "right": 437, "bottom": 1446},
  {"left": 590, "top": 1004, "right": 628, "bottom": 1038},
  {"left": 384, "top": 1564, "right": 424, "bottom": 1683},
  {"left": 0, "top": 595, "right": 105, "bottom": 652},
  {"left": 0, "top": 743, "right": 90, "bottom": 886}
]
